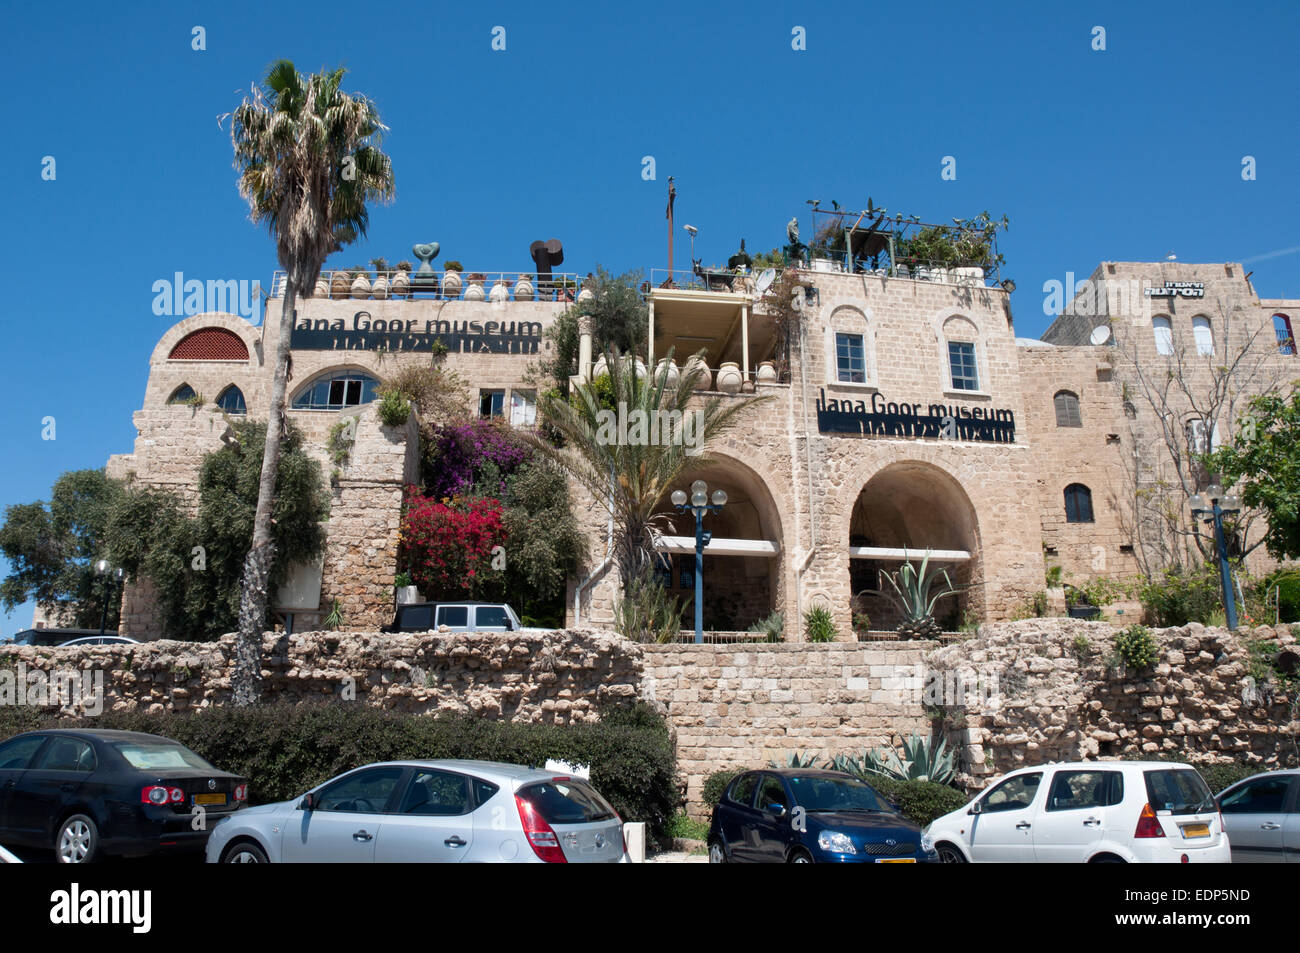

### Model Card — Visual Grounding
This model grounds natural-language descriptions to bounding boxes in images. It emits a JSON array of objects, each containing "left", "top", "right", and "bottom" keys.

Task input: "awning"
[
  {"left": 848, "top": 546, "right": 971, "bottom": 561},
  {"left": 655, "top": 536, "right": 780, "bottom": 557}
]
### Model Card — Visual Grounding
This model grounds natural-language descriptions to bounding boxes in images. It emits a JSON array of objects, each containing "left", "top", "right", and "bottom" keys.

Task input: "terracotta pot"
[
  {"left": 371, "top": 275, "right": 389, "bottom": 299},
  {"left": 756, "top": 361, "right": 778, "bottom": 383},
  {"left": 350, "top": 273, "right": 371, "bottom": 299},
  {"left": 716, "top": 362, "right": 743, "bottom": 395},
  {"left": 513, "top": 275, "right": 535, "bottom": 301},
  {"left": 683, "top": 356, "right": 712, "bottom": 391},
  {"left": 488, "top": 278, "right": 510, "bottom": 302},
  {"left": 655, "top": 358, "right": 680, "bottom": 388},
  {"left": 313, "top": 276, "right": 329, "bottom": 298},
  {"left": 330, "top": 271, "right": 350, "bottom": 299},
  {"left": 577, "top": 286, "right": 595, "bottom": 304},
  {"left": 390, "top": 270, "right": 410, "bottom": 297},
  {"left": 441, "top": 270, "right": 462, "bottom": 298},
  {"left": 464, "top": 278, "right": 485, "bottom": 302}
]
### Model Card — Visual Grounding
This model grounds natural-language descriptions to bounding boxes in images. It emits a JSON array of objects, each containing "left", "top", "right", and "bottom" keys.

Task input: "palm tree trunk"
[{"left": 231, "top": 283, "right": 296, "bottom": 705}]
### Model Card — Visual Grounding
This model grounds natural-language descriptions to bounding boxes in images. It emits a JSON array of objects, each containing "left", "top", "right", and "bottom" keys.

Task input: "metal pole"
[
  {"left": 98, "top": 580, "right": 109, "bottom": 638},
  {"left": 694, "top": 508, "right": 704, "bottom": 644},
  {"left": 1212, "top": 502, "right": 1239, "bottom": 630}
]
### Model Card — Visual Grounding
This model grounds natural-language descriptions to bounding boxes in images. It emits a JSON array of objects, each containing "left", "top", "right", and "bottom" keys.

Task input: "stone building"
[{"left": 96, "top": 251, "right": 1298, "bottom": 641}]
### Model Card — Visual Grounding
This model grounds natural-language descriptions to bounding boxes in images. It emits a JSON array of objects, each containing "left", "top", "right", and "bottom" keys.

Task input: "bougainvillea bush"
[
  {"left": 399, "top": 489, "right": 505, "bottom": 595},
  {"left": 423, "top": 420, "right": 531, "bottom": 498}
]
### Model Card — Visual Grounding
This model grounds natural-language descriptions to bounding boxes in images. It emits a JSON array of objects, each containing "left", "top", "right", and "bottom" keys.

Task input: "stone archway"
[
  {"left": 654, "top": 456, "right": 785, "bottom": 633},
  {"left": 847, "top": 461, "right": 981, "bottom": 635}
]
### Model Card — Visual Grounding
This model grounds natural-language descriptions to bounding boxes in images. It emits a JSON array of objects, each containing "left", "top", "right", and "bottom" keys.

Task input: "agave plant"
[
  {"left": 832, "top": 733, "right": 956, "bottom": 785},
  {"left": 769, "top": 751, "right": 823, "bottom": 769},
  {"left": 882, "top": 550, "right": 957, "bottom": 640}
]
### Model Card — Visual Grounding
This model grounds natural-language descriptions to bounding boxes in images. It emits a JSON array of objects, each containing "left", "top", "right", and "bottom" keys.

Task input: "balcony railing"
[{"left": 271, "top": 270, "right": 585, "bottom": 303}]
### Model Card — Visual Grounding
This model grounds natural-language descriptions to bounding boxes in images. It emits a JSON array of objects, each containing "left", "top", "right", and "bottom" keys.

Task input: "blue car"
[{"left": 707, "top": 769, "right": 937, "bottom": 863}]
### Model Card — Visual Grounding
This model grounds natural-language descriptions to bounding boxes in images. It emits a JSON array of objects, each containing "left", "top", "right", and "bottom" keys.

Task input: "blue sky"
[{"left": 1, "top": 0, "right": 1297, "bottom": 635}]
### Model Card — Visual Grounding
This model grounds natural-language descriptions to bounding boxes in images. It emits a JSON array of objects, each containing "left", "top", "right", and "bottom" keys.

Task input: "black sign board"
[
  {"left": 291, "top": 311, "right": 543, "bottom": 354},
  {"left": 816, "top": 388, "right": 1016, "bottom": 443}
]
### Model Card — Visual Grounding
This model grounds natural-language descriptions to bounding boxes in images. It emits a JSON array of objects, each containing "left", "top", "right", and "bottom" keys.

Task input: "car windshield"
[
  {"left": 787, "top": 775, "right": 886, "bottom": 812},
  {"left": 1144, "top": 769, "right": 1214, "bottom": 815},
  {"left": 112, "top": 740, "right": 216, "bottom": 772}
]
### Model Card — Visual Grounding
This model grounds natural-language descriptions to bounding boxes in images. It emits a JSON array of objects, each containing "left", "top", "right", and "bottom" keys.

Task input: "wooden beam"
[
  {"left": 849, "top": 546, "right": 972, "bottom": 561},
  {"left": 655, "top": 535, "right": 780, "bottom": 557}
]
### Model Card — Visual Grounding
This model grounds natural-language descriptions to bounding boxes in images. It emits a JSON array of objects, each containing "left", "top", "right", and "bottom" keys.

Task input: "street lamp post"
[
  {"left": 671, "top": 480, "right": 727, "bottom": 644},
  {"left": 1189, "top": 484, "right": 1242, "bottom": 630},
  {"left": 94, "top": 558, "right": 125, "bottom": 638}
]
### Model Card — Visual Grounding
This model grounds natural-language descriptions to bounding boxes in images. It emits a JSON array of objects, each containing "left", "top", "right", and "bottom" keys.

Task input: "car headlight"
[
  {"left": 817, "top": 831, "right": 857, "bottom": 854},
  {"left": 920, "top": 830, "right": 935, "bottom": 853}
]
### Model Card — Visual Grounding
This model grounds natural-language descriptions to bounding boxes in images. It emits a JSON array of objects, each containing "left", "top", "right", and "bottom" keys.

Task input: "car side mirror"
[
  {"left": 767, "top": 802, "right": 787, "bottom": 818},
  {"left": 968, "top": 800, "right": 982, "bottom": 815},
  {"left": 301, "top": 792, "right": 316, "bottom": 812}
]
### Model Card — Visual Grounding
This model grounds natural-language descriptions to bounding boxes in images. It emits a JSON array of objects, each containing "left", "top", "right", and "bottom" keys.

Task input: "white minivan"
[{"left": 923, "top": 761, "right": 1231, "bottom": 863}]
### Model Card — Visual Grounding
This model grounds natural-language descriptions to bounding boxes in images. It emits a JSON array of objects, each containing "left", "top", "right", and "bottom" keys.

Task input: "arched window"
[
  {"left": 1275, "top": 314, "right": 1296, "bottom": 355},
  {"left": 166, "top": 384, "right": 196, "bottom": 405},
  {"left": 1064, "top": 484, "right": 1094, "bottom": 523},
  {"left": 1192, "top": 316, "right": 1214, "bottom": 356},
  {"left": 168, "top": 327, "right": 249, "bottom": 361},
  {"left": 1053, "top": 390, "right": 1082, "bottom": 428},
  {"left": 291, "top": 372, "right": 380, "bottom": 410},
  {"left": 1152, "top": 317, "right": 1173, "bottom": 356},
  {"left": 216, "top": 385, "right": 246, "bottom": 415}
]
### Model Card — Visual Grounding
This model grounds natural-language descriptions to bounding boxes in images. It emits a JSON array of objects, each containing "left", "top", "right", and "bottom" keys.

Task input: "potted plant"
[
  {"left": 394, "top": 572, "right": 421, "bottom": 605},
  {"left": 464, "top": 272, "right": 487, "bottom": 301},
  {"left": 513, "top": 272, "right": 535, "bottom": 301},
  {"left": 1064, "top": 585, "right": 1101, "bottom": 620},
  {"left": 442, "top": 260, "right": 463, "bottom": 298},
  {"left": 329, "top": 267, "right": 351, "bottom": 299}
]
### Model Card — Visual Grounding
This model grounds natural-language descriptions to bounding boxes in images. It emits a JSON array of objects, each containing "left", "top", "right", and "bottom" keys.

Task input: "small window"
[
  {"left": 0, "top": 735, "right": 49, "bottom": 770},
  {"left": 981, "top": 772, "right": 1042, "bottom": 813},
  {"left": 315, "top": 766, "right": 404, "bottom": 814},
  {"left": 1192, "top": 316, "right": 1214, "bottom": 356},
  {"left": 474, "top": 606, "right": 510, "bottom": 630},
  {"left": 436, "top": 605, "right": 469, "bottom": 628},
  {"left": 728, "top": 773, "right": 759, "bottom": 807},
  {"left": 479, "top": 389, "right": 506, "bottom": 419},
  {"left": 1152, "top": 317, "right": 1173, "bottom": 356},
  {"left": 835, "top": 332, "right": 866, "bottom": 383},
  {"left": 472, "top": 778, "right": 500, "bottom": 807},
  {"left": 1064, "top": 484, "right": 1094, "bottom": 523},
  {"left": 509, "top": 389, "right": 537, "bottom": 427},
  {"left": 1275, "top": 314, "right": 1296, "bottom": 356},
  {"left": 292, "top": 373, "right": 379, "bottom": 410},
  {"left": 947, "top": 341, "right": 979, "bottom": 390},
  {"left": 1219, "top": 776, "right": 1290, "bottom": 814},
  {"left": 215, "top": 385, "right": 246, "bottom": 414},
  {"left": 1046, "top": 770, "right": 1122, "bottom": 811},
  {"left": 399, "top": 770, "right": 471, "bottom": 816},
  {"left": 1143, "top": 769, "right": 1213, "bottom": 816},
  {"left": 167, "top": 384, "right": 196, "bottom": 405},
  {"left": 1053, "top": 391, "right": 1082, "bottom": 428},
  {"left": 32, "top": 738, "right": 96, "bottom": 773}
]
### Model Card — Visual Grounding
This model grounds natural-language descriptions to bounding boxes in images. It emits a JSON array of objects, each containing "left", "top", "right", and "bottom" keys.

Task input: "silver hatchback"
[{"left": 205, "top": 759, "right": 627, "bottom": 864}]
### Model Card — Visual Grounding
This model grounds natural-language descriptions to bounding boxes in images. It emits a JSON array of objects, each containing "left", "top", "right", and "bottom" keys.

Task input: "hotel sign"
[
  {"left": 291, "top": 311, "right": 542, "bottom": 354},
  {"left": 1144, "top": 281, "right": 1204, "bottom": 298},
  {"left": 816, "top": 389, "right": 1016, "bottom": 443}
]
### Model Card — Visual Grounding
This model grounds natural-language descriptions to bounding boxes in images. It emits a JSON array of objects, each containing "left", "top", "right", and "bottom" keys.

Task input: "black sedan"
[
  {"left": 708, "top": 768, "right": 937, "bottom": 863},
  {"left": 0, "top": 729, "right": 247, "bottom": 863}
]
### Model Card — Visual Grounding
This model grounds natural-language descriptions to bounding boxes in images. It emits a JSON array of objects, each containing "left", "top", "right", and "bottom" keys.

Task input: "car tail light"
[
  {"left": 1134, "top": 803, "right": 1165, "bottom": 838},
  {"left": 515, "top": 794, "right": 567, "bottom": 863},
  {"left": 234, "top": 783, "right": 248, "bottom": 802},
  {"left": 142, "top": 785, "right": 185, "bottom": 805}
]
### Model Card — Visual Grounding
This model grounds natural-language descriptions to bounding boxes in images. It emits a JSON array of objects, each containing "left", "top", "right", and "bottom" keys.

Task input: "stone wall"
[
  {"left": 929, "top": 618, "right": 1300, "bottom": 788},
  {"left": 641, "top": 641, "right": 934, "bottom": 813}
]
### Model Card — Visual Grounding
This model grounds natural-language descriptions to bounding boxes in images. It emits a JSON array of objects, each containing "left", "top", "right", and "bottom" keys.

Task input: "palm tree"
[
  {"left": 531, "top": 349, "right": 767, "bottom": 600},
  {"left": 226, "top": 61, "right": 394, "bottom": 704}
]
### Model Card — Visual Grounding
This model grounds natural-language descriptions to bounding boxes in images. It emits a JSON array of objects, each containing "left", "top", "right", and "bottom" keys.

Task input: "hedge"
[{"left": 0, "top": 701, "right": 678, "bottom": 837}]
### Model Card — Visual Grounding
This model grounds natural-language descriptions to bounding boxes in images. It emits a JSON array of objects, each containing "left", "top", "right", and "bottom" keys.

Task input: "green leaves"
[{"left": 881, "top": 551, "right": 957, "bottom": 625}]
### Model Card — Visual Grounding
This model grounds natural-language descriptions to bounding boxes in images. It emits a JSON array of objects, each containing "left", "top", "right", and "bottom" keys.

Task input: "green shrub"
[
  {"left": 1139, "top": 564, "right": 1223, "bottom": 626},
  {"left": 1113, "top": 623, "right": 1159, "bottom": 671},
  {"left": 1032, "top": 590, "right": 1049, "bottom": 617},
  {"left": 863, "top": 776, "right": 969, "bottom": 828},
  {"left": 803, "top": 605, "right": 837, "bottom": 643},
  {"left": 703, "top": 769, "right": 740, "bottom": 807},
  {"left": 377, "top": 391, "right": 412, "bottom": 427},
  {"left": 665, "top": 812, "right": 709, "bottom": 841},
  {"left": 1264, "top": 569, "right": 1300, "bottom": 623},
  {"left": 747, "top": 610, "right": 784, "bottom": 643},
  {"left": 0, "top": 701, "right": 679, "bottom": 837}
]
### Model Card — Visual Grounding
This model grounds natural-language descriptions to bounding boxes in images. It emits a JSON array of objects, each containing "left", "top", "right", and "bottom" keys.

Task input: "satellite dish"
[
  {"left": 1089, "top": 325, "right": 1112, "bottom": 345},
  {"left": 755, "top": 268, "right": 776, "bottom": 295}
]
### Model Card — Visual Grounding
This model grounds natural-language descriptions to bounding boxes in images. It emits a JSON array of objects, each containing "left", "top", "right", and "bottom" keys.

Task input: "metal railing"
[
  {"left": 272, "top": 270, "right": 585, "bottom": 303},
  {"left": 647, "top": 267, "right": 764, "bottom": 294}
]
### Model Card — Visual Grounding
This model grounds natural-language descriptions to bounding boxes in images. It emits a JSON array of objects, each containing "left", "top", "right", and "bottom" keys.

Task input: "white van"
[{"left": 923, "top": 761, "right": 1230, "bottom": 863}]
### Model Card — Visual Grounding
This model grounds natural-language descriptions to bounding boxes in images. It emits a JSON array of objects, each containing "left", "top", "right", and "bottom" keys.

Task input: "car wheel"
[
  {"left": 55, "top": 814, "right": 100, "bottom": 864},
  {"left": 708, "top": 841, "right": 727, "bottom": 864},
  {"left": 788, "top": 848, "right": 814, "bottom": 864},
  {"left": 222, "top": 841, "right": 269, "bottom": 863},
  {"left": 936, "top": 842, "right": 967, "bottom": 864}
]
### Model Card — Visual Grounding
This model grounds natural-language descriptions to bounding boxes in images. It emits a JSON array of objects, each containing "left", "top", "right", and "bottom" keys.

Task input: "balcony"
[{"left": 271, "top": 269, "right": 586, "bottom": 303}]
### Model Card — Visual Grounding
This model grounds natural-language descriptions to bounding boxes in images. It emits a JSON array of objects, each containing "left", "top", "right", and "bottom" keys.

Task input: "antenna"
[
  {"left": 755, "top": 268, "right": 775, "bottom": 295},
  {"left": 1089, "top": 325, "right": 1112, "bottom": 346}
]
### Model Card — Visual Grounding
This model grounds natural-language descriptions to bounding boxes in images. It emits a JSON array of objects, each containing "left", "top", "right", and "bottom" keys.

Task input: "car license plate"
[
  {"left": 1181, "top": 823, "right": 1210, "bottom": 838},
  {"left": 194, "top": 793, "right": 227, "bottom": 807},
  {"left": 877, "top": 858, "right": 916, "bottom": 863}
]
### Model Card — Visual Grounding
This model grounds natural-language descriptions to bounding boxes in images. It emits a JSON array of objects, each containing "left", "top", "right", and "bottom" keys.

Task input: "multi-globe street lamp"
[
  {"left": 94, "top": 558, "right": 125, "bottom": 638},
  {"left": 670, "top": 480, "right": 727, "bottom": 644},
  {"left": 1188, "top": 484, "right": 1242, "bottom": 630}
]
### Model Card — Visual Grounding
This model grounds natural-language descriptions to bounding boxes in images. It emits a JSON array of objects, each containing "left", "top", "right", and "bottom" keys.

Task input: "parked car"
[
  {"left": 1216, "top": 769, "right": 1300, "bottom": 862},
  {"left": 924, "top": 761, "right": 1230, "bottom": 863},
  {"left": 0, "top": 844, "right": 20, "bottom": 863},
  {"left": 0, "top": 729, "right": 247, "bottom": 863},
  {"left": 8, "top": 628, "right": 109, "bottom": 647},
  {"left": 707, "top": 768, "right": 937, "bottom": 863},
  {"left": 206, "top": 759, "right": 627, "bottom": 863},
  {"left": 57, "top": 636, "right": 140, "bottom": 647},
  {"left": 381, "top": 601, "right": 532, "bottom": 634}
]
